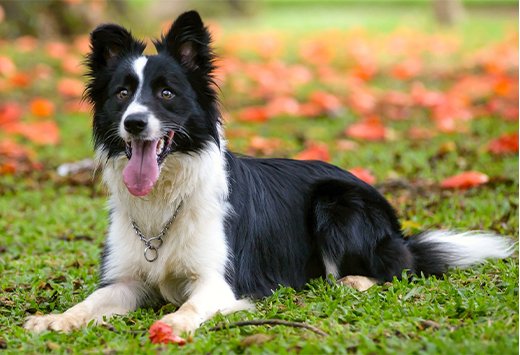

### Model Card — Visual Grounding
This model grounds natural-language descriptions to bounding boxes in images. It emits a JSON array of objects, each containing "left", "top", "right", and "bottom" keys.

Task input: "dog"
[{"left": 25, "top": 10, "right": 513, "bottom": 335}]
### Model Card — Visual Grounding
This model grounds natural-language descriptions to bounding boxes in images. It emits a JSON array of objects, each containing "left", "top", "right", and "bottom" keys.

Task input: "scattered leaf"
[
  {"left": 309, "top": 91, "right": 342, "bottom": 113},
  {"left": 335, "top": 139, "right": 359, "bottom": 152},
  {"left": 440, "top": 171, "right": 489, "bottom": 190},
  {"left": 0, "top": 102, "right": 22, "bottom": 126},
  {"left": 294, "top": 142, "right": 330, "bottom": 162},
  {"left": 248, "top": 136, "right": 282, "bottom": 156},
  {"left": 149, "top": 321, "right": 187, "bottom": 345},
  {"left": 7, "top": 121, "right": 60, "bottom": 145},
  {"left": 345, "top": 116, "right": 387, "bottom": 141},
  {"left": 488, "top": 133, "right": 518, "bottom": 155},
  {"left": 30, "top": 98, "right": 55, "bottom": 118},
  {"left": 237, "top": 106, "right": 269, "bottom": 123},
  {"left": 57, "top": 78, "right": 85, "bottom": 98},
  {"left": 0, "top": 56, "right": 16, "bottom": 76},
  {"left": 349, "top": 167, "right": 376, "bottom": 185}
]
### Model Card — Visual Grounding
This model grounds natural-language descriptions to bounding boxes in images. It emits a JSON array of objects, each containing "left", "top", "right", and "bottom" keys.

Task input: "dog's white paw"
[
  {"left": 339, "top": 275, "right": 378, "bottom": 291},
  {"left": 24, "top": 313, "right": 87, "bottom": 333},
  {"left": 159, "top": 306, "right": 203, "bottom": 335}
]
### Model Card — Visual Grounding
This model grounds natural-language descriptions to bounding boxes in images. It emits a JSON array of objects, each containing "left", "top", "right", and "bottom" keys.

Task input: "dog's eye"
[
  {"left": 117, "top": 89, "right": 129, "bottom": 101},
  {"left": 160, "top": 89, "right": 175, "bottom": 100}
]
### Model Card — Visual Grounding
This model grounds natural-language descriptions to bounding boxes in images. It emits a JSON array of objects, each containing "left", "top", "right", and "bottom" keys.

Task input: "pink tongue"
[{"left": 123, "top": 139, "right": 160, "bottom": 196}]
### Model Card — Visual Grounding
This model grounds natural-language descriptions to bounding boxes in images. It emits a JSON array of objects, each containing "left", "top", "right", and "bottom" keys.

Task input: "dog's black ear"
[
  {"left": 158, "top": 11, "right": 213, "bottom": 74},
  {"left": 87, "top": 24, "right": 145, "bottom": 71}
]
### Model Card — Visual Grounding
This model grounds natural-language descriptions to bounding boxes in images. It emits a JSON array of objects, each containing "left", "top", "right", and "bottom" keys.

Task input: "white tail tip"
[{"left": 416, "top": 230, "right": 516, "bottom": 268}]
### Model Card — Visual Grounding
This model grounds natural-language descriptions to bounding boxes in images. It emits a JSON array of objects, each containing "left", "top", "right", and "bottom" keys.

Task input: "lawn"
[{"left": 0, "top": 3, "right": 518, "bottom": 354}]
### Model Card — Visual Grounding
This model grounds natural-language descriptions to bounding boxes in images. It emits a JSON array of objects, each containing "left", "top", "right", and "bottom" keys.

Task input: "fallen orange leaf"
[
  {"left": 440, "top": 171, "right": 489, "bottom": 190},
  {"left": 0, "top": 139, "right": 34, "bottom": 159},
  {"left": 14, "top": 36, "right": 38, "bottom": 52},
  {"left": 349, "top": 167, "right": 376, "bottom": 185},
  {"left": 0, "top": 56, "right": 16, "bottom": 76},
  {"left": 45, "top": 41, "right": 69, "bottom": 59},
  {"left": 298, "top": 102, "right": 322, "bottom": 118},
  {"left": 57, "top": 78, "right": 85, "bottom": 98},
  {"left": 335, "top": 139, "right": 359, "bottom": 152},
  {"left": 248, "top": 135, "right": 282, "bottom": 156},
  {"left": 309, "top": 91, "right": 342, "bottom": 112},
  {"left": 237, "top": 106, "right": 269, "bottom": 123},
  {"left": 9, "top": 72, "right": 31, "bottom": 88},
  {"left": 61, "top": 54, "right": 83, "bottom": 75},
  {"left": 0, "top": 102, "right": 22, "bottom": 126},
  {"left": 149, "top": 321, "right": 186, "bottom": 345},
  {"left": 266, "top": 96, "right": 300, "bottom": 117},
  {"left": 345, "top": 116, "right": 387, "bottom": 141},
  {"left": 8, "top": 121, "right": 60, "bottom": 145},
  {"left": 390, "top": 58, "right": 422, "bottom": 80},
  {"left": 488, "top": 133, "right": 518, "bottom": 155},
  {"left": 30, "top": 98, "right": 55, "bottom": 118},
  {"left": 294, "top": 142, "right": 330, "bottom": 162}
]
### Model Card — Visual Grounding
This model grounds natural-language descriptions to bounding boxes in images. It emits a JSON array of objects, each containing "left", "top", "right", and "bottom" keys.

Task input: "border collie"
[{"left": 25, "top": 11, "right": 513, "bottom": 335}]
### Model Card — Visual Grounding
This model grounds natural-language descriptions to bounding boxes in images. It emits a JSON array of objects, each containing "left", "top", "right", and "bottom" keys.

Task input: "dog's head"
[{"left": 85, "top": 11, "right": 220, "bottom": 197}]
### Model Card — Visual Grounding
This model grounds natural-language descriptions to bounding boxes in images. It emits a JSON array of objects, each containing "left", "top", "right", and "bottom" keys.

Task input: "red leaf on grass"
[
  {"left": 0, "top": 139, "right": 34, "bottom": 159},
  {"left": 45, "top": 41, "right": 68, "bottom": 59},
  {"left": 294, "top": 142, "right": 330, "bottom": 162},
  {"left": 440, "top": 171, "right": 489, "bottom": 190},
  {"left": 345, "top": 116, "right": 387, "bottom": 141},
  {"left": 266, "top": 96, "right": 300, "bottom": 117},
  {"left": 309, "top": 91, "right": 342, "bottom": 113},
  {"left": 348, "top": 88, "right": 377, "bottom": 115},
  {"left": 488, "top": 133, "right": 518, "bottom": 155},
  {"left": 349, "top": 167, "right": 376, "bottom": 185},
  {"left": 57, "top": 78, "right": 85, "bottom": 98},
  {"left": 61, "top": 54, "right": 83, "bottom": 75},
  {"left": 9, "top": 72, "right": 31, "bottom": 88},
  {"left": 0, "top": 56, "right": 16, "bottom": 76},
  {"left": 0, "top": 102, "right": 22, "bottom": 127},
  {"left": 248, "top": 135, "right": 282, "bottom": 156},
  {"left": 237, "top": 106, "right": 269, "bottom": 123},
  {"left": 149, "top": 321, "right": 187, "bottom": 345},
  {"left": 30, "top": 98, "right": 55, "bottom": 118},
  {"left": 390, "top": 58, "right": 422, "bottom": 80},
  {"left": 7, "top": 121, "right": 60, "bottom": 145}
]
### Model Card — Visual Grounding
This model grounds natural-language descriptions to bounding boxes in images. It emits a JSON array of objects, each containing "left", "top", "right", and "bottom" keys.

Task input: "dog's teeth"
[{"left": 157, "top": 139, "right": 165, "bottom": 156}]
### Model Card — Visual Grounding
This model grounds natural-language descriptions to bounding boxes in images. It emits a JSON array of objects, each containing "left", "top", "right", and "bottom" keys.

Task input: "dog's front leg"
[
  {"left": 25, "top": 281, "right": 146, "bottom": 333},
  {"left": 158, "top": 274, "right": 252, "bottom": 335}
]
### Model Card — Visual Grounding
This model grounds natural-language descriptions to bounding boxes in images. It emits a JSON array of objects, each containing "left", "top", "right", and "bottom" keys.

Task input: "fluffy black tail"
[{"left": 406, "top": 230, "right": 515, "bottom": 276}]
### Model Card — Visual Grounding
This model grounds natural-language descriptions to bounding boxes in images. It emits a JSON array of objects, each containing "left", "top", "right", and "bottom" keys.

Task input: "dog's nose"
[{"left": 124, "top": 114, "right": 148, "bottom": 134}]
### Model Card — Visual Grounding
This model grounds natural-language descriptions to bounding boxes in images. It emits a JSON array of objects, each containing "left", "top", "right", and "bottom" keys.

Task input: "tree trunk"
[{"left": 433, "top": 0, "right": 465, "bottom": 26}]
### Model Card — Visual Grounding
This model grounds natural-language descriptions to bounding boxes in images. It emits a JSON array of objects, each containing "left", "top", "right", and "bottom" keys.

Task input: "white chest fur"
[{"left": 98, "top": 143, "right": 231, "bottom": 305}]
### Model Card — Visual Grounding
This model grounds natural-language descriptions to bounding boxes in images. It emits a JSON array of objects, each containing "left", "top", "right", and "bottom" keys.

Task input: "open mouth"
[
  {"left": 125, "top": 130, "right": 175, "bottom": 165},
  {"left": 122, "top": 130, "right": 175, "bottom": 197}
]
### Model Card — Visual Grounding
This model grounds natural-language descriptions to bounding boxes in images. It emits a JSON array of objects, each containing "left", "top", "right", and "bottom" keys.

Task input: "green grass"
[
  {"left": 1, "top": 4, "right": 518, "bottom": 354},
  {"left": 1, "top": 113, "right": 517, "bottom": 354}
]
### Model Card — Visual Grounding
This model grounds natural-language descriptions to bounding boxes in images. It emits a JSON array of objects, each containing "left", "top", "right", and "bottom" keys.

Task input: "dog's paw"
[
  {"left": 339, "top": 275, "right": 378, "bottom": 291},
  {"left": 24, "top": 313, "right": 87, "bottom": 333},
  {"left": 159, "top": 308, "right": 203, "bottom": 336}
]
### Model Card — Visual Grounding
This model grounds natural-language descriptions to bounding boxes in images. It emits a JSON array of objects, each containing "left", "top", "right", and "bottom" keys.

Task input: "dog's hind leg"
[
  {"left": 24, "top": 281, "right": 148, "bottom": 333},
  {"left": 339, "top": 275, "right": 378, "bottom": 291},
  {"left": 310, "top": 179, "right": 413, "bottom": 283}
]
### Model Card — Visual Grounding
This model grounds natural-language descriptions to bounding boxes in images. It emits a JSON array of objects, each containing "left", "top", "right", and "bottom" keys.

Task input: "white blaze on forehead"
[
  {"left": 120, "top": 56, "right": 162, "bottom": 140},
  {"left": 132, "top": 56, "right": 148, "bottom": 86},
  {"left": 123, "top": 56, "right": 148, "bottom": 120}
]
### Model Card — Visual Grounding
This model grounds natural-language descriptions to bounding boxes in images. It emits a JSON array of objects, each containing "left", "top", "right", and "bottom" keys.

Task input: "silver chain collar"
[{"left": 131, "top": 202, "right": 182, "bottom": 262}]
